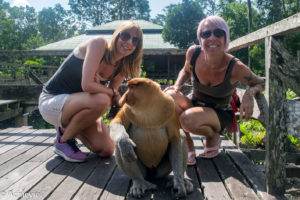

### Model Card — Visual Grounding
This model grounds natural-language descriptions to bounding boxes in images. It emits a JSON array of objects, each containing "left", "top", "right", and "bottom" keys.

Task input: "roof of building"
[{"left": 35, "top": 20, "right": 185, "bottom": 55}]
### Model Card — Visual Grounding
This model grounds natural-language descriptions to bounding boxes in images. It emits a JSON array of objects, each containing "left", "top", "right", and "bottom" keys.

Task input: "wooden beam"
[
  {"left": 0, "top": 49, "right": 187, "bottom": 57},
  {"left": 0, "top": 85, "right": 42, "bottom": 99},
  {"left": 228, "top": 12, "right": 300, "bottom": 52},
  {"left": 143, "top": 49, "right": 186, "bottom": 55},
  {"left": 0, "top": 50, "right": 71, "bottom": 56},
  {"left": 265, "top": 36, "right": 286, "bottom": 195}
]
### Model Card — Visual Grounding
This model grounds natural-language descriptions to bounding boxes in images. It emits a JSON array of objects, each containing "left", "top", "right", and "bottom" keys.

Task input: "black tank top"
[
  {"left": 43, "top": 53, "right": 120, "bottom": 95},
  {"left": 191, "top": 46, "right": 239, "bottom": 105}
]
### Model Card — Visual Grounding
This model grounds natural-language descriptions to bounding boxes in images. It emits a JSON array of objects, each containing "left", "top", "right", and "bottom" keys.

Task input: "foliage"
[
  {"left": 200, "top": 0, "right": 218, "bottom": 15},
  {"left": 38, "top": 4, "right": 80, "bottom": 43},
  {"left": 286, "top": 32, "right": 300, "bottom": 57},
  {"left": 69, "top": 0, "right": 150, "bottom": 26},
  {"left": 24, "top": 60, "right": 42, "bottom": 66},
  {"left": 287, "top": 134, "right": 300, "bottom": 151},
  {"left": 239, "top": 119, "right": 265, "bottom": 148},
  {"left": 249, "top": 43, "right": 265, "bottom": 76},
  {"left": 162, "top": 0, "right": 205, "bottom": 49},
  {"left": 110, "top": 0, "right": 150, "bottom": 21},
  {"left": 286, "top": 88, "right": 298, "bottom": 99},
  {"left": 151, "top": 14, "right": 166, "bottom": 26},
  {"left": 69, "top": 0, "right": 111, "bottom": 26},
  {"left": 102, "top": 112, "right": 110, "bottom": 124}
]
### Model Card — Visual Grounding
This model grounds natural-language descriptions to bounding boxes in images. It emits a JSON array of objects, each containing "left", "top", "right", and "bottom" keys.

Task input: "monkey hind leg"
[
  {"left": 115, "top": 148, "right": 157, "bottom": 198},
  {"left": 130, "top": 178, "right": 157, "bottom": 198},
  {"left": 184, "top": 178, "right": 194, "bottom": 194}
]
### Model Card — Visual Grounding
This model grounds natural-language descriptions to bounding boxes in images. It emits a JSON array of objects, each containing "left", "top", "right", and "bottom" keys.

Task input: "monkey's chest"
[{"left": 128, "top": 124, "right": 169, "bottom": 168}]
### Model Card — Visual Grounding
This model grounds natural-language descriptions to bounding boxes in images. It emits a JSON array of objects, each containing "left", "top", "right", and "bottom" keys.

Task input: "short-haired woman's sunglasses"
[
  {"left": 119, "top": 31, "right": 140, "bottom": 46},
  {"left": 200, "top": 29, "right": 225, "bottom": 39}
]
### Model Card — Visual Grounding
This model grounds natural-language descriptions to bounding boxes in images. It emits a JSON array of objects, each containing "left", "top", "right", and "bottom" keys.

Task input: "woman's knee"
[
  {"left": 90, "top": 93, "right": 110, "bottom": 113},
  {"left": 179, "top": 112, "right": 192, "bottom": 130}
]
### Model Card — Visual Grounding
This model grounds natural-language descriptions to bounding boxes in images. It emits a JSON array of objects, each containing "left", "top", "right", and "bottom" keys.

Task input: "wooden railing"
[
  {"left": 0, "top": 62, "right": 58, "bottom": 85},
  {"left": 228, "top": 12, "right": 300, "bottom": 195}
]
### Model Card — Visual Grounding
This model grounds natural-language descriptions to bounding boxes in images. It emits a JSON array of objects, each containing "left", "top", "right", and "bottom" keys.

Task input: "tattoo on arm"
[
  {"left": 243, "top": 73, "right": 254, "bottom": 84},
  {"left": 243, "top": 73, "right": 263, "bottom": 86}
]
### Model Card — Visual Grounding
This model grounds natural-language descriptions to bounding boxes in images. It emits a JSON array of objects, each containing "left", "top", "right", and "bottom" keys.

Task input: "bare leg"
[
  {"left": 184, "top": 131, "right": 195, "bottom": 152},
  {"left": 180, "top": 107, "right": 221, "bottom": 158},
  {"left": 77, "top": 117, "right": 114, "bottom": 157},
  {"left": 60, "top": 92, "right": 110, "bottom": 142}
]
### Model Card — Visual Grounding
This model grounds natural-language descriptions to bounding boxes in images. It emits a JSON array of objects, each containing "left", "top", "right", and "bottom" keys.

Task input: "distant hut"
[{"left": 35, "top": 20, "right": 186, "bottom": 81}]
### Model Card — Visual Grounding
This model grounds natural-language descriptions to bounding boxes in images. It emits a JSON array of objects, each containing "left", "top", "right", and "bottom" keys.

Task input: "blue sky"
[{"left": 4, "top": 0, "right": 182, "bottom": 18}]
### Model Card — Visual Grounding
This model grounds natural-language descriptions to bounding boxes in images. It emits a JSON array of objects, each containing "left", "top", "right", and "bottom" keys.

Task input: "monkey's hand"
[{"left": 118, "top": 136, "right": 137, "bottom": 163}]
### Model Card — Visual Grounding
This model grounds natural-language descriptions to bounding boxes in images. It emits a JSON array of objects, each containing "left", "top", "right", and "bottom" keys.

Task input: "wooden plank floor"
[{"left": 0, "top": 127, "right": 280, "bottom": 200}]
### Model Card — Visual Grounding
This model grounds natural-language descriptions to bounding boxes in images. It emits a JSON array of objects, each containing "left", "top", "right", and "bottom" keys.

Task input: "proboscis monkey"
[{"left": 110, "top": 78, "right": 193, "bottom": 198}]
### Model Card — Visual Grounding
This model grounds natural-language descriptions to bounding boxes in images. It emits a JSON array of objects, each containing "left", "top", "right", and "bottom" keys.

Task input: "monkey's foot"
[
  {"left": 167, "top": 177, "right": 194, "bottom": 198},
  {"left": 172, "top": 176, "right": 187, "bottom": 198},
  {"left": 184, "top": 178, "right": 194, "bottom": 194},
  {"left": 130, "top": 179, "right": 157, "bottom": 198}
]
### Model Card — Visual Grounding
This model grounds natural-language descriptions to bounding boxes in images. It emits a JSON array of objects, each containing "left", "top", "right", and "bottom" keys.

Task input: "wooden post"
[
  {"left": 298, "top": 50, "right": 300, "bottom": 62},
  {"left": 265, "top": 36, "right": 286, "bottom": 195}
]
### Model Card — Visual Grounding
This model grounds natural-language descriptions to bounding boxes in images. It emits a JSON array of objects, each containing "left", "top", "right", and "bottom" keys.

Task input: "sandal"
[
  {"left": 199, "top": 139, "right": 221, "bottom": 159},
  {"left": 187, "top": 151, "right": 196, "bottom": 166}
]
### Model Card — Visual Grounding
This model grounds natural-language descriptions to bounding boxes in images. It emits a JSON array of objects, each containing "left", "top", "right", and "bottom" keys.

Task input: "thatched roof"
[{"left": 35, "top": 20, "right": 186, "bottom": 56}]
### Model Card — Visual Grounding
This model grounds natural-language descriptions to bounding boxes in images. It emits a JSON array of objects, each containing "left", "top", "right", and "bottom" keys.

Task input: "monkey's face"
[{"left": 119, "top": 78, "right": 160, "bottom": 107}]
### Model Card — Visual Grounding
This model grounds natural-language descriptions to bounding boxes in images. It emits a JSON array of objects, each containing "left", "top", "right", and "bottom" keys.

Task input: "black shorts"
[{"left": 191, "top": 97, "right": 234, "bottom": 132}]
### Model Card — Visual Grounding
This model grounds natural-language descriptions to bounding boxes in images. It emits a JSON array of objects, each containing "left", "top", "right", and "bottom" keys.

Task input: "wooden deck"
[{"left": 0, "top": 126, "right": 280, "bottom": 200}]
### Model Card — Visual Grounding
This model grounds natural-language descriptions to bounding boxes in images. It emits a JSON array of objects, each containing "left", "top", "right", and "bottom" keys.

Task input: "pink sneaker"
[{"left": 54, "top": 127, "right": 87, "bottom": 162}]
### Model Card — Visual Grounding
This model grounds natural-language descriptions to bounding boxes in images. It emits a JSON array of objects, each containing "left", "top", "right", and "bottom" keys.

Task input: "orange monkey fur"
[{"left": 112, "top": 78, "right": 180, "bottom": 167}]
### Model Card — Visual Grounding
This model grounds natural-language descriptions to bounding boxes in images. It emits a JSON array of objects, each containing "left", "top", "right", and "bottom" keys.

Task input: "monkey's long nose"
[{"left": 119, "top": 90, "right": 128, "bottom": 106}]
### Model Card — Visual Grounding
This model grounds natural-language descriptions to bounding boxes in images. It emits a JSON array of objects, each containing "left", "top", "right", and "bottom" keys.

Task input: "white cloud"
[{"left": 12, "top": 0, "right": 31, "bottom": 7}]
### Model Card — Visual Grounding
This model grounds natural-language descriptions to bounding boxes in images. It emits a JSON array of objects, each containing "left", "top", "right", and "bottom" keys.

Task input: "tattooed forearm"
[{"left": 243, "top": 74, "right": 264, "bottom": 87}]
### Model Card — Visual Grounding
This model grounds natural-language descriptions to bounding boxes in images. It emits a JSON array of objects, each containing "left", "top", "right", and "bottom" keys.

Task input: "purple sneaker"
[{"left": 54, "top": 127, "right": 87, "bottom": 162}]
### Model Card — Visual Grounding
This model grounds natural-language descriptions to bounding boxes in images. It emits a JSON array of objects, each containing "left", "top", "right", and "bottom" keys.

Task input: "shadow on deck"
[{"left": 0, "top": 126, "right": 281, "bottom": 200}]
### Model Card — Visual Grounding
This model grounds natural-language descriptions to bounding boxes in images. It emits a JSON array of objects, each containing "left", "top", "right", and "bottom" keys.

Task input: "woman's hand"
[
  {"left": 163, "top": 85, "right": 181, "bottom": 93},
  {"left": 111, "top": 90, "right": 121, "bottom": 106},
  {"left": 239, "top": 89, "right": 254, "bottom": 121}
]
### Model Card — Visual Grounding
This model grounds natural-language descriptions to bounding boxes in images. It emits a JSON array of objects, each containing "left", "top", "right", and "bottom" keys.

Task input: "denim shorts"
[
  {"left": 191, "top": 96, "right": 234, "bottom": 131},
  {"left": 38, "top": 92, "right": 69, "bottom": 127}
]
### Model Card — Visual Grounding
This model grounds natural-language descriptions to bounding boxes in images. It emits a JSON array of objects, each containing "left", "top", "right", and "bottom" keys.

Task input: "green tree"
[
  {"left": 110, "top": 0, "right": 136, "bottom": 20},
  {"left": 151, "top": 14, "right": 166, "bottom": 26},
  {"left": 38, "top": 4, "right": 78, "bottom": 42},
  {"left": 8, "top": 5, "right": 40, "bottom": 50},
  {"left": 134, "top": 0, "right": 150, "bottom": 20},
  {"left": 0, "top": 1, "right": 17, "bottom": 50},
  {"left": 200, "top": 0, "right": 217, "bottom": 15},
  {"left": 218, "top": 1, "right": 265, "bottom": 75},
  {"left": 69, "top": 0, "right": 150, "bottom": 25},
  {"left": 69, "top": 0, "right": 111, "bottom": 26},
  {"left": 162, "top": 0, "right": 205, "bottom": 49}
]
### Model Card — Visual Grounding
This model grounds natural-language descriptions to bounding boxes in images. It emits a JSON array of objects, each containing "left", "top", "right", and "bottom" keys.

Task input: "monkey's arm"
[
  {"left": 110, "top": 107, "right": 137, "bottom": 162},
  {"left": 167, "top": 116, "right": 187, "bottom": 197}
]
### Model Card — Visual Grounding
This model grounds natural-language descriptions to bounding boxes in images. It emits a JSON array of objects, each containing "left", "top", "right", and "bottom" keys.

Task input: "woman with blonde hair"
[{"left": 39, "top": 20, "right": 143, "bottom": 162}]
